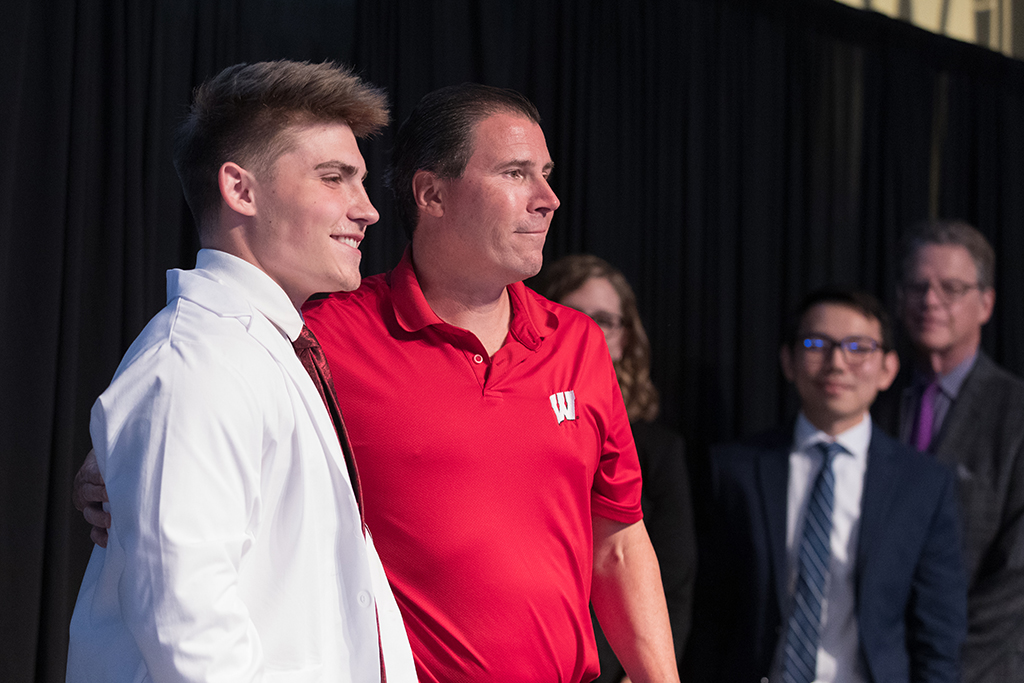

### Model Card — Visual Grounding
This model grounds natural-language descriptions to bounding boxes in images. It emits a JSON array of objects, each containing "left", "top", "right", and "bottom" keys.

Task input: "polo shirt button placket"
[{"left": 470, "top": 351, "right": 489, "bottom": 390}]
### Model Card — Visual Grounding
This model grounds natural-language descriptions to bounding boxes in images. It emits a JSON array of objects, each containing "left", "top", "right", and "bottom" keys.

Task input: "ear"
[
  {"left": 218, "top": 162, "right": 257, "bottom": 217},
  {"left": 412, "top": 169, "right": 445, "bottom": 218},
  {"left": 978, "top": 287, "right": 995, "bottom": 326},
  {"left": 876, "top": 349, "right": 901, "bottom": 392},
  {"left": 780, "top": 345, "right": 796, "bottom": 383}
]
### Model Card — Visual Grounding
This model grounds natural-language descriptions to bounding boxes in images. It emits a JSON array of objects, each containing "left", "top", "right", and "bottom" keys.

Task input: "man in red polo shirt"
[
  {"left": 305, "top": 84, "right": 677, "bottom": 683},
  {"left": 76, "top": 83, "right": 679, "bottom": 683}
]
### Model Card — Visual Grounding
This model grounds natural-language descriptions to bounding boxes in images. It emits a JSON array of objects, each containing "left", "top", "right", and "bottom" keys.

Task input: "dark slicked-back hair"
[
  {"left": 384, "top": 83, "right": 541, "bottom": 239},
  {"left": 785, "top": 286, "right": 895, "bottom": 352},
  {"left": 173, "top": 60, "right": 389, "bottom": 232},
  {"left": 899, "top": 219, "right": 996, "bottom": 289},
  {"left": 533, "top": 254, "right": 660, "bottom": 423}
]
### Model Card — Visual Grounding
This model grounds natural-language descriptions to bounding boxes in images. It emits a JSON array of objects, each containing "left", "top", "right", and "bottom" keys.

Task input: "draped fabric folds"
[{"left": 3, "top": 1, "right": 1024, "bottom": 680}]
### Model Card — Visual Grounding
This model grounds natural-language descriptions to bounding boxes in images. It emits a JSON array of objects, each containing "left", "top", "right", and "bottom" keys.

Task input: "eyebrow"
[
  {"left": 314, "top": 160, "right": 366, "bottom": 181},
  {"left": 501, "top": 159, "right": 555, "bottom": 174}
]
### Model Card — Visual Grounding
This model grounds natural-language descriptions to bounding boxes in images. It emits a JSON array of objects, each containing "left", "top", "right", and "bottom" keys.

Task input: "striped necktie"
[{"left": 782, "top": 441, "right": 844, "bottom": 683}]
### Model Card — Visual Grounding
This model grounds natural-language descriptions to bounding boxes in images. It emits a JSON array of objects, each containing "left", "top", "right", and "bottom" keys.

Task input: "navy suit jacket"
[{"left": 686, "top": 424, "right": 967, "bottom": 683}]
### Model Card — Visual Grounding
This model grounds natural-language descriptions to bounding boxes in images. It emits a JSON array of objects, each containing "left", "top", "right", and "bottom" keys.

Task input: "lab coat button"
[{"left": 357, "top": 590, "right": 372, "bottom": 607}]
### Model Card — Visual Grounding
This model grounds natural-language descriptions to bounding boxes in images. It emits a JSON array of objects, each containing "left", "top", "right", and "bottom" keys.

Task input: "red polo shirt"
[{"left": 303, "top": 248, "right": 643, "bottom": 683}]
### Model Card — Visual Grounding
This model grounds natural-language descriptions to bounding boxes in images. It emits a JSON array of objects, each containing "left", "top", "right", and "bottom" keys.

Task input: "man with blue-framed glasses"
[{"left": 687, "top": 286, "right": 966, "bottom": 683}]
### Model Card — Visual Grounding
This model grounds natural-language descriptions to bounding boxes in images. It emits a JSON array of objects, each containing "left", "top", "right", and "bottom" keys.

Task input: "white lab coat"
[{"left": 67, "top": 249, "right": 415, "bottom": 682}]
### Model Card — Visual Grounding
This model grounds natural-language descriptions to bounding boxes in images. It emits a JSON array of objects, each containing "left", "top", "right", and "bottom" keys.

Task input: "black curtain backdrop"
[{"left": 4, "top": 0, "right": 1024, "bottom": 680}]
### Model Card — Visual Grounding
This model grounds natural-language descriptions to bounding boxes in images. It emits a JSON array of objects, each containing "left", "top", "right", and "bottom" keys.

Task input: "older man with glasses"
[{"left": 875, "top": 220, "right": 1024, "bottom": 683}]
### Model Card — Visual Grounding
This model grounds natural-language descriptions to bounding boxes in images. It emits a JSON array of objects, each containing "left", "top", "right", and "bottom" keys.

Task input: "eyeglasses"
[
  {"left": 564, "top": 305, "right": 624, "bottom": 333},
  {"left": 901, "top": 279, "right": 983, "bottom": 304},
  {"left": 587, "top": 311, "right": 624, "bottom": 334},
  {"left": 797, "top": 335, "right": 882, "bottom": 364}
]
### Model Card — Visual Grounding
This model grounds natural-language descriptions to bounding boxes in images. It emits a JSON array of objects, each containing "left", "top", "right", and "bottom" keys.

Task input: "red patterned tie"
[
  {"left": 292, "top": 325, "right": 387, "bottom": 681},
  {"left": 292, "top": 324, "right": 363, "bottom": 512}
]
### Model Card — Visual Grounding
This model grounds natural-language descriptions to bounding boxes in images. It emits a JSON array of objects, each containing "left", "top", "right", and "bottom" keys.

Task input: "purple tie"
[{"left": 912, "top": 381, "right": 939, "bottom": 452}]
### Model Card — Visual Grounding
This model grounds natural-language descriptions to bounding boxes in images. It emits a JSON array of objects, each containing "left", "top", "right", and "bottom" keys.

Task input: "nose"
[
  {"left": 921, "top": 282, "right": 944, "bottom": 307},
  {"left": 350, "top": 184, "right": 380, "bottom": 228},
  {"left": 823, "top": 342, "right": 848, "bottom": 369},
  {"left": 531, "top": 178, "right": 560, "bottom": 217}
]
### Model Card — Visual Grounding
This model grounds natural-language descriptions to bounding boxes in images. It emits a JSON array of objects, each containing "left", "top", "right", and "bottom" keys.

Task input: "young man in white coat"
[{"left": 66, "top": 60, "right": 416, "bottom": 682}]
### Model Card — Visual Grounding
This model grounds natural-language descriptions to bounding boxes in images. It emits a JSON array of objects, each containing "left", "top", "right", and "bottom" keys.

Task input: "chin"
[
  {"left": 502, "top": 261, "right": 542, "bottom": 284},
  {"left": 523, "top": 254, "right": 545, "bottom": 278},
  {"left": 338, "top": 279, "right": 362, "bottom": 293},
  {"left": 912, "top": 333, "right": 949, "bottom": 354},
  {"left": 322, "top": 275, "right": 361, "bottom": 294}
]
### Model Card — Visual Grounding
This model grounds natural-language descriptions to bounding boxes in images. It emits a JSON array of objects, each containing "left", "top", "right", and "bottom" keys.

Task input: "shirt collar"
[
  {"left": 192, "top": 248, "right": 305, "bottom": 341},
  {"left": 389, "top": 247, "right": 444, "bottom": 333},
  {"left": 388, "top": 246, "right": 555, "bottom": 350},
  {"left": 793, "top": 410, "right": 872, "bottom": 462},
  {"left": 915, "top": 350, "right": 977, "bottom": 400}
]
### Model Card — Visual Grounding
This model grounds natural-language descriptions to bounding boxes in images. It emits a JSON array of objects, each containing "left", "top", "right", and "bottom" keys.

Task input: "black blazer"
[
  {"left": 876, "top": 352, "right": 1024, "bottom": 682},
  {"left": 686, "top": 424, "right": 966, "bottom": 683},
  {"left": 591, "top": 420, "right": 696, "bottom": 683}
]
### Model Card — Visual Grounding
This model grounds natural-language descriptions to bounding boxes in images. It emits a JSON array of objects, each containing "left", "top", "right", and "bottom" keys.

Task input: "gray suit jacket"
[{"left": 876, "top": 351, "right": 1024, "bottom": 682}]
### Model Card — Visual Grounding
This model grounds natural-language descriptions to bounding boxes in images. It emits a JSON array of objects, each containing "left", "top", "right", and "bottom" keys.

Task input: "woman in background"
[{"left": 533, "top": 254, "right": 696, "bottom": 683}]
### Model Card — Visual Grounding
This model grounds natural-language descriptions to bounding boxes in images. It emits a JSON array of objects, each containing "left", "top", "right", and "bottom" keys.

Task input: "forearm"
[{"left": 591, "top": 517, "right": 680, "bottom": 683}]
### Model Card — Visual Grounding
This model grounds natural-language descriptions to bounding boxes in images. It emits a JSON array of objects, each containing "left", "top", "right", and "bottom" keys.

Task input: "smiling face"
[
  {"left": 781, "top": 302, "right": 900, "bottom": 435},
  {"left": 900, "top": 243, "right": 994, "bottom": 372},
  {"left": 436, "top": 112, "right": 560, "bottom": 286},
  {"left": 247, "top": 122, "right": 378, "bottom": 307}
]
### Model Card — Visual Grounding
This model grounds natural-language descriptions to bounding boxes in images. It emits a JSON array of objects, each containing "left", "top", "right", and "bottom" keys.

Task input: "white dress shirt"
[
  {"left": 67, "top": 249, "right": 416, "bottom": 682},
  {"left": 772, "top": 412, "right": 872, "bottom": 683}
]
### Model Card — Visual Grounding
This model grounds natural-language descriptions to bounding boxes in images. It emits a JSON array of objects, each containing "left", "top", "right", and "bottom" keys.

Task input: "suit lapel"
[
  {"left": 933, "top": 353, "right": 991, "bottom": 468},
  {"left": 757, "top": 442, "right": 792, "bottom": 613},
  {"left": 856, "top": 427, "right": 901, "bottom": 577}
]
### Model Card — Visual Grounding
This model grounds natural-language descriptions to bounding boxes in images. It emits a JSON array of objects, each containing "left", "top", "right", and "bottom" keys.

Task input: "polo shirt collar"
[
  {"left": 507, "top": 280, "right": 553, "bottom": 350},
  {"left": 389, "top": 247, "right": 444, "bottom": 333},
  {"left": 389, "top": 246, "right": 555, "bottom": 351}
]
